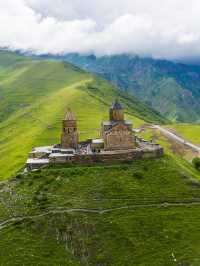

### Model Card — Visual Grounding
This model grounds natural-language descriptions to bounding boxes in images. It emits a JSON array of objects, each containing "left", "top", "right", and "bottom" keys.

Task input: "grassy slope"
[
  {"left": 1, "top": 156, "right": 200, "bottom": 265},
  {"left": 0, "top": 52, "right": 166, "bottom": 180},
  {"left": 138, "top": 124, "right": 200, "bottom": 173},
  {"left": 166, "top": 124, "right": 200, "bottom": 144},
  {"left": 147, "top": 123, "right": 200, "bottom": 161}
]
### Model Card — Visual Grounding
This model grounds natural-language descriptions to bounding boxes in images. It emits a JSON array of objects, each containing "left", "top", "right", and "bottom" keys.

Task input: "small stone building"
[
  {"left": 61, "top": 109, "right": 79, "bottom": 149},
  {"left": 101, "top": 101, "right": 136, "bottom": 151}
]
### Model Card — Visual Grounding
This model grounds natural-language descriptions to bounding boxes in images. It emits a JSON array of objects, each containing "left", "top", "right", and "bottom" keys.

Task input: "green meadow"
[{"left": 1, "top": 156, "right": 200, "bottom": 265}]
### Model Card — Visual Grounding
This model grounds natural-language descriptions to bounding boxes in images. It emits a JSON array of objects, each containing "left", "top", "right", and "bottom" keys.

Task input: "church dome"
[
  {"left": 111, "top": 100, "right": 123, "bottom": 110},
  {"left": 109, "top": 100, "right": 124, "bottom": 121}
]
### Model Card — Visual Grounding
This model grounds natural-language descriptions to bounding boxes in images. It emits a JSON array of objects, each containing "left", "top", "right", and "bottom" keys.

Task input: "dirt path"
[
  {"left": 2, "top": 201, "right": 200, "bottom": 232},
  {"left": 153, "top": 125, "right": 200, "bottom": 154}
]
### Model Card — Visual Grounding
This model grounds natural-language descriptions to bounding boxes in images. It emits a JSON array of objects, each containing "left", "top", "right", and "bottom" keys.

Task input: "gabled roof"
[
  {"left": 31, "top": 146, "right": 53, "bottom": 153},
  {"left": 102, "top": 121, "right": 132, "bottom": 127},
  {"left": 27, "top": 158, "right": 49, "bottom": 164},
  {"left": 92, "top": 139, "right": 104, "bottom": 144}
]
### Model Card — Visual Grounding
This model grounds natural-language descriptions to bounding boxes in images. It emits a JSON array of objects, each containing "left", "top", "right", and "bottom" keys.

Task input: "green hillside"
[
  {"left": 166, "top": 124, "right": 200, "bottom": 144},
  {"left": 0, "top": 51, "right": 166, "bottom": 180},
  {"left": 1, "top": 51, "right": 200, "bottom": 266},
  {"left": 63, "top": 54, "right": 200, "bottom": 123},
  {"left": 1, "top": 156, "right": 200, "bottom": 265}
]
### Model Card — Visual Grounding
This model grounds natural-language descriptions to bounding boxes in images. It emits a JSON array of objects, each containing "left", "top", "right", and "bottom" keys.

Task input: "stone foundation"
[{"left": 49, "top": 146, "right": 164, "bottom": 166}]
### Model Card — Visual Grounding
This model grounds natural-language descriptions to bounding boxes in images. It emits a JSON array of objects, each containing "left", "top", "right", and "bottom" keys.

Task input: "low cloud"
[{"left": 1, "top": 0, "right": 200, "bottom": 61}]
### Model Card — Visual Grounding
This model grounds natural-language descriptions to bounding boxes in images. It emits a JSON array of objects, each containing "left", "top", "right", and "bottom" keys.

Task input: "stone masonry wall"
[{"left": 49, "top": 146, "right": 164, "bottom": 166}]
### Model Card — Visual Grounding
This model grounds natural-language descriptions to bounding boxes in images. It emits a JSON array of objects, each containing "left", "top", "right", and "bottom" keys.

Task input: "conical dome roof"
[
  {"left": 64, "top": 108, "right": 76, "bottom": 121},
  {"left": 111, "top": 100, "right": 123, "bottom": 110}
]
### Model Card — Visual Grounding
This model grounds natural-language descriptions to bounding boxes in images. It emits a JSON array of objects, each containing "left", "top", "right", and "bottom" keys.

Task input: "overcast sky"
[{"left": 1, "top": 0, "right": 200, "bottom": 61}]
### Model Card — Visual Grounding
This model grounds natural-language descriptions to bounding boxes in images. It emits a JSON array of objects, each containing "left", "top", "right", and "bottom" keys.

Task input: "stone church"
[
  {"left": 60, "top": 100, "right": 135, "bottom": 151},
  {"left": 27, "top": 100, "right": 163, "bottom": 170},
  {"left": 101, "top": 101, "right": 135, "bottom": 151}
]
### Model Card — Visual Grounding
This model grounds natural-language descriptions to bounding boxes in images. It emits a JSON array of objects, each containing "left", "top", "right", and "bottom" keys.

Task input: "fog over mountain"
[{"left": 1, "top": 0, "right": 200, "bottom": 61}]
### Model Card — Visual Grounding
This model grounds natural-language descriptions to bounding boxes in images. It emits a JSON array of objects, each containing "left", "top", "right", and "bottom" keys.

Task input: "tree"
[{"left": 192, "top": 157, "right": 200, "bottom": 170}]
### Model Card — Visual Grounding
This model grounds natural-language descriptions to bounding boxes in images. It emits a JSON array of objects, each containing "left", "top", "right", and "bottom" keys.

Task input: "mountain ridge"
[{"left": 55, "top": 53, "right": 200, "bottom": 123}]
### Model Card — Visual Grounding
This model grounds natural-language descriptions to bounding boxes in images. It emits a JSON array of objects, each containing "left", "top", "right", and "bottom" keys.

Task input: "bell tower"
[
  {"left": 109, "top": 100, "right": 124, "bottom": 121},
  {"left": 61, "top": 109, "right": 78, "bottom": 149}
]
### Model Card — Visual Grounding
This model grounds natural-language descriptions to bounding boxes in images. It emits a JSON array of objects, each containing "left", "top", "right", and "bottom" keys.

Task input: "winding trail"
[
  {"left": 153, "top": 125, "right": 200, "bottom": 153},
  {"left": 2, "top": 201, "right": 200, "bottom": 232}
]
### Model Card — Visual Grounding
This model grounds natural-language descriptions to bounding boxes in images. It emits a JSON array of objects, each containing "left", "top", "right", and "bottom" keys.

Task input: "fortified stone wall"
[{"left": 49, "top": 146, "right": 164, "bottom": 166}]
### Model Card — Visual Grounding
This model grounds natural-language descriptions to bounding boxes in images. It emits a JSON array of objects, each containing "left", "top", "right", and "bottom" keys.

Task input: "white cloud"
[{"left": 1, "top": 0, "right": 200, "bottom": 60}]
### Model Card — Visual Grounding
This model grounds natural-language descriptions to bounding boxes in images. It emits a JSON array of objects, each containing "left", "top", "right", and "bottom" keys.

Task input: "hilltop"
[
  {"left": 62, "top": 54, "right": 200, "bottom": 123},
  {"left": 1, "top": 156, "right": 200, "bottom": 265},
  {"left": 0, "top": 51, "right": 166, "bottom": 179},
  {"left": 1, "top": 51, "right": 200, "bottom": 266}
]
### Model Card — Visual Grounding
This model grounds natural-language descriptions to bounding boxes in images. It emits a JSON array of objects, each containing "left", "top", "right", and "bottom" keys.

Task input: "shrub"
[
  {"left": 192, "top": 157, "right": 200, "bottom": 170},
  {"left": 120, "top": 165, "right": 129, "bottom": 170},
  {"left": 28, "top": 181, "right": 33, "bottom": 186},
  {"left": 14, "top": 174, "right": 22, "bottom": 180},
  {"left": 143, "top": 165, "right": 149, "bottom": 171},
  {"left": 134, "top": 172, "right": 144, "bottom": 179}
]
